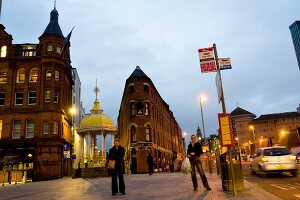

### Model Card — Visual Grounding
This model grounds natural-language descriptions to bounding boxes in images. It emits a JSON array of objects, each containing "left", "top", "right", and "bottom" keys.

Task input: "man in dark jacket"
[
  {"left": 108, "top": 138, "right": 126, "bottom": 195},
  {"left": 147, "top": 152, "right": 154, "bottom": 175},
  {"left": 187, "top": 134, "right": 211, "bottom": 191}
]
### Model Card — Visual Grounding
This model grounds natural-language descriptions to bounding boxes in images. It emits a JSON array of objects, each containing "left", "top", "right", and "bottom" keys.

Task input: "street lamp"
[
  {"left": 199, "top": 95, "right": 207, "bottom": 146},
  {"left": 249, "top": 126, "right": 256, "bottom": 153},
  {"left": 69, "top": 106, "right": 76, "bottom": 177}
]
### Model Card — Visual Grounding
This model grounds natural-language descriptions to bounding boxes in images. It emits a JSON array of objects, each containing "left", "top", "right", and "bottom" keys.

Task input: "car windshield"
[{"left": 263, "top": 148, "right": 291, "bottom": 156}]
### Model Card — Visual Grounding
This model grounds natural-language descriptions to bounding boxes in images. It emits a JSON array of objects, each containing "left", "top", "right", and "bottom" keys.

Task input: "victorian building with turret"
[{"left": 0, "top": 5, "right": 75, "bottom": 182}]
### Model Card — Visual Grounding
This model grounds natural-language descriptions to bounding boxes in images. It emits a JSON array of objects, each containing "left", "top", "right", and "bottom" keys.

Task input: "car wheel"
[
  {"left": 250, "top": 166, "right": 256, "bottom": 175},
  {"left": 259, "top": 166, "right": 267, "bottom": 178},
  {"left": 291, "top": 170, "right": 297, "bottom": 177}
]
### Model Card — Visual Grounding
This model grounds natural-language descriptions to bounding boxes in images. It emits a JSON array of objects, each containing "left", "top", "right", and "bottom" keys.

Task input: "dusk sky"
[{"left": 2, "top": 0, "right": 300, "bottom": 140}]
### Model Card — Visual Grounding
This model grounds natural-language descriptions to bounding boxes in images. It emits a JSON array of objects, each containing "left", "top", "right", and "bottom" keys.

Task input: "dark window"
[
  {"left": 144, "top": 84, "right": 149, "bottom": 92},
  {"left": 15, "top": 92, "right": 24, "bottom": 105},
  {"left": 131, "top": 125, "right": 136, "bottom": 142},
  {"left": 129, "top": 85, "right": 134, "bottom": 93},
  {"left": 131, "top": 103, "right": 135, "bottom": 116},
  {"left": 28, "top": 91, "right": 37, "bottom": 105},
  {"left": 0, "top": 92, "right": 5, "bottom": 105},
  {"left": 54, "top": 91, "right": 59, "bottom": 103},
  {"left": 136, "top": 101, "right": 144, "bottom": 115}
]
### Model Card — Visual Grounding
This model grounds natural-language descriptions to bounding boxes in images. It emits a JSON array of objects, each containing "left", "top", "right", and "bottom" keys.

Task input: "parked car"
[
  {"left": 295, "top": 152, "right": 300, "bottom": 163},
  {"left": 250, "top": 147, "right": 298, "bottom": 177}
]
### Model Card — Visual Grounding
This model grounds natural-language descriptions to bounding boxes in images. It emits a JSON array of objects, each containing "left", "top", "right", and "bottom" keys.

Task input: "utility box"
[{"left": 220, "top": 153, "right": 244, "bottom": 191}]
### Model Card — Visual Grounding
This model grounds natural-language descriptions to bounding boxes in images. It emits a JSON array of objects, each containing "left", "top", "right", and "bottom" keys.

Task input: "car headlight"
[
  {"left": 261, "top": 157, "right": 268, "bottom": 162},
  {"left": 290, "top": 155, "right": 296, "bottom": 161}
]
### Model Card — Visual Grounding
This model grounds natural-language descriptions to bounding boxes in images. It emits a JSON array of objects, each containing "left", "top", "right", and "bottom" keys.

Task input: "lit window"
[
  {"left": 0, "top": 68, "right": 7, "bottom": 83},
  {"left": 0, "top": 120, "right": 2, "bottom": 139},
  {"left": 45, "top": 90, "right": 50, "bottom": 102},
  {"left": 1, "top": 46, "right": 7, "bottom": 57},
  {"left": 53, "top": 121, "right": 58, "bottom": 134},
  {"left": 55, "top": 71, "right": 59, "bottom": 81},
  {"left": 16, "top": 68, "right": 25, "bottom": 83},
  {"left": 46, "top": 70, "right": 52, "bottom": 80},
  {"left": 43, "top": 121, "right": 49, "bottom": 134},
  {"left": 0, "top": 92, "right": 5, "bottom": 106},
  {"left": 146, "top": 125, "right": 151, "bottom": 141},
  {"left": 28, "top": 91, "right": 37, "bottom": 105},
  {"left": 29, "top": 68, "right": 38, "bottom": 82},
  {"left": 131, "top": 125, "right": 136, "bottom": 142},
  {"left": 12, "top": 120, "right": 21, "bottom": 139},
  {"left": 15, "top": 92, "right": 24, "bottom": 105},
  {"left": 56, "top": 47, "right": 61, "bottom": 54},
  {"left": 26, "top": 120, "right": 34, "bottom": 138},
  {"left": 47, "top": 45, "right": 52, "bottom": 52},
  {"left": 54, "top": 91, "right": 59, "bottom": 103}
]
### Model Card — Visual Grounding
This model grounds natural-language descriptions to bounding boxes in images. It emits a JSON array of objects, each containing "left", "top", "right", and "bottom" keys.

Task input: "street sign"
[
  {"left": 215, "top": 72, "right": 222, "bottom": 103},
  {"left": 218, "top": 57, "right": 232, "bottom": 70},
  {"left": 218, "top": 113, "right": 234, "bottom": 146},
  {"left": 64, "top": 144, "right": 71, "bottom": 159},
  {"left": 198, "top": 47, "right": 217, "bottom": 73}
]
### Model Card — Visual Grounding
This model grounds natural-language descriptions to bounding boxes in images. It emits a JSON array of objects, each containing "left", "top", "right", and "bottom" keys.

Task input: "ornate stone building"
[
  {"left": 0, "top": 6, "right": 74, "bottom": 181},
  {"left": 117, "top": 66, "right": 185, "bottom": 174}
]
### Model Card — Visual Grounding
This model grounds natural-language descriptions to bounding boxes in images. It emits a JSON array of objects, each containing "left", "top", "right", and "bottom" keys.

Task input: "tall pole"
[
  {"left": 213, "top": 43, "right": 237, "bottom": 196},
  {"left": 200, "top": 97, "right": 206, "bottom": 145}
]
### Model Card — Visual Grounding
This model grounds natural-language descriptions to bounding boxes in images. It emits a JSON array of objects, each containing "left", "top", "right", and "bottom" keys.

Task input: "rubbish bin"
[{"left": 220, "top": 152, "right": 244, "bottom": 191}]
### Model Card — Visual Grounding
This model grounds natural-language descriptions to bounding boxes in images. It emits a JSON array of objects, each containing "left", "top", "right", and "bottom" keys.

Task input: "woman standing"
[{"left": 108, "top": 138, "right": 126, "bottom": 195}]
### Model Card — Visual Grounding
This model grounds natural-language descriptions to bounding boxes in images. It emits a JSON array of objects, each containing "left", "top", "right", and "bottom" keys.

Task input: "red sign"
[
  {"left": 198, "top": 47, "right": 217, "bottom": 73},
  {"left": 218, "top": 113, "right": 234, "bottom": 146}
]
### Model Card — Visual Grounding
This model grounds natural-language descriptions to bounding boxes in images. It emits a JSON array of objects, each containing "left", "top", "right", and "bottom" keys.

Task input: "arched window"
[
  {"left": 145, "top": 125, "right": 151, "bottom": 141},
  {"left": 16, "top": 68, "right": 25, "bottom": 83},
  {"left": 1, "top": 46, "right": 7, "bottom": 57},
  {"left": 0, "top": 68, "right": 7, "bottom": 83},
  {"left": 29, "top": 67, "right": 38, "bottom": 82},
  {"left": 130, "top": 125, "right": 136, "bottom": 142}
]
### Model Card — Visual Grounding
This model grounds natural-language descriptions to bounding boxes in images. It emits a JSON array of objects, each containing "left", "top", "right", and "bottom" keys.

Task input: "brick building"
[
  {"left": 117, "top": 66, "right": 185, "bottom": 174},
  {"left": 0, "top": 6, "right": 74, "bottom": 181}
]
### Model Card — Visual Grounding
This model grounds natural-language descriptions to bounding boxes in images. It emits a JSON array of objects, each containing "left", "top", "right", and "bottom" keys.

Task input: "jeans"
[
  {"left": 111, "top": 168, "right": 125, "bottom": 194},
  {"left": 190, "top": 159, "right": 210, "bottom": 190}
]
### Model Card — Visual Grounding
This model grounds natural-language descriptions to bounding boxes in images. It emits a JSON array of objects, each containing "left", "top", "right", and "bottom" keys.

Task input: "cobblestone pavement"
[{"left": 0, "top": 172, "right": 282, "bottom": 200}]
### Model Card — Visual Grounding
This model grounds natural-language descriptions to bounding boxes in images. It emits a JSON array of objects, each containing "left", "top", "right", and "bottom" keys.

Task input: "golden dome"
[{"left": 80, "top": 112, "right": 114, "bottom": 128}]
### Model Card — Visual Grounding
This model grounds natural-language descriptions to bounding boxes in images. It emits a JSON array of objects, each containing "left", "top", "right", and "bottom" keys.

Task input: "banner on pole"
[
  {"left": 215, "top": 72, "right": 222, "bottom": 103},
  {"left": 218, "top": 57, "right": 232, "bottom": 70},
  {"left": 218, "top": 113, "right": 234, "bottom": 146},
  {"left": 198, "top": 47, "right": 217, "bottom": 73}
]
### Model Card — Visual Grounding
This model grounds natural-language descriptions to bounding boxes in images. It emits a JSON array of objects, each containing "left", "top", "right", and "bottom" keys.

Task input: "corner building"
[
  {"left": 0, "top": 7, "right": 74, "bottom": 181},
  {"left": 118, "top": 66, "right": 185, "bottom": 174}
]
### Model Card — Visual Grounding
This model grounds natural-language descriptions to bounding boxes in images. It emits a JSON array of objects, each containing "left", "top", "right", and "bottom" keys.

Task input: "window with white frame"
[
  {"left": 43, "top": 121, "right": 49, "bottom": 134},
  {"left": 47, "top": 44, "right": 52, "bottom": 52},
  {"left": 26, "top": 120, "right": 34, "bottom": 138},
  {"left": 56, "top": 47, "right": 61, "bottom": 54},
  {"left": 146, "top": 125, "right": 151, "bottom": 141},
  {"left": 45, "top": 90, "right": 50, "bottom": 102},
  {"left": 131, "top": 102, "right": 135, "bottom": 116},
  {"left": 53, "top": 121, "right": 58, "bottom": 134},
  {"left": 145, "top": 103, "right": 149, "bottom": 116},
  {"left": 29, "top": 68, "right": 38, "bottom": 82},
  {"left": 15, "top": 92, "right": 24, "bottom": 105},
  {"left": 55, "top": 71, "right": 59, "bottom": 81},
  {"left": 12, "top": 120, "right": 21, "bottom": 139},
  {"left": 28, "top": 91, "right": 37, "bottom": 105},
  {"left": 54, "top": 91, "right": 59, "bottom": 103},
  {"left": 46, "top": 70, "right": 52, "bottom": 80},
  {"left": 0, "top": 92, "right": 5, "bottom": 106},
  {"left": 16, "top": 68, "right": 25, "bottom": 83}
]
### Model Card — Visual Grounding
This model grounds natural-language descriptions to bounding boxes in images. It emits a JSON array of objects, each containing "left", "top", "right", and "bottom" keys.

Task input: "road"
[{"left": 242, "top": 161, "right": 300, "bottom": 200}]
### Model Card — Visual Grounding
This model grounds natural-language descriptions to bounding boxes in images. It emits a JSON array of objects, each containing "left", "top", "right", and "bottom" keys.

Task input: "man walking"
[
  {"left": 187, "top": 134, "right": 211, "bottom": 191},
  {"left": 147, "top": 152, "right": 154, "bottom": 175}
]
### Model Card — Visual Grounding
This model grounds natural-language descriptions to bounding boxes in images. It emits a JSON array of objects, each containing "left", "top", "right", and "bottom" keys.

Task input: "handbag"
[{"left": 107, "top": 159, "right": 116, "bottom": 169}]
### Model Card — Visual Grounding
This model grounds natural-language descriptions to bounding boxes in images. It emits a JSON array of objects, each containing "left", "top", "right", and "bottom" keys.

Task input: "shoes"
[
  {"left": 194, "top": 188, "right": 198, "bottom": 191},
  {"left": 206, "top": 187, "right": 212, "bottom": 191},
  {"left": 112, "top": 193, "right": 116, "bottom": 195},
  {"left": 121, "top": 192, "right": 126, "bottom": 195}
]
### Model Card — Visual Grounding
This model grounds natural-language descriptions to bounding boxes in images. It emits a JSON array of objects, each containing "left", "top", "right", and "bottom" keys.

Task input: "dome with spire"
[
  {"left": 77, "top": 82, "right": 116, "bottom": 133},
  {"left": 41, "top": 5, "right": 63, "bottom": 37}
]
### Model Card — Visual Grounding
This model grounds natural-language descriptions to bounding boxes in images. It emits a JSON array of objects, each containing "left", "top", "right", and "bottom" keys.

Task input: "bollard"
[{"left": 22, "top": 171, "right": 27, "bottom": 184}]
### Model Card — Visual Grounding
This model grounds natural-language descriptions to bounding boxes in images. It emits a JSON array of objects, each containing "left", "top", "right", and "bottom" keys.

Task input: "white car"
[{"left": 250, "top": 147, "right": 298, "bottom": 177}]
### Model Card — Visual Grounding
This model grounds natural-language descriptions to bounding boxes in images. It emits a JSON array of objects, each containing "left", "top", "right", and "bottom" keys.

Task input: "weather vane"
[{"left": 93, "top": 79, "right": 100, "bottom": 100}]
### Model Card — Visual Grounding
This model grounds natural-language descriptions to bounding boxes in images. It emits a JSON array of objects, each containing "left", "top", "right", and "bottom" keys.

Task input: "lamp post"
[
  {"left": 249, "top": 126, "right": 256, "bottom": 154},
  {"left": 69, "top": 106, "right": 76, "bottom": 177},
  {"left": 199, "top": 96, "right": 207, "bottom": 146}
]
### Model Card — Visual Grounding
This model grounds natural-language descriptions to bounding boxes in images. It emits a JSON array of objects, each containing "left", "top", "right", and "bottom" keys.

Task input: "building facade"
[
  {"left": 289, "top": 21, "right": 300, "bottom": 71},
  {"left": 249, "top": 110, "right": 300, "bottom": 149},
  {"left": 117, "top": 66, "right": 185, "bottom": 174},
  {"left": 230, "top": 107, "right": 256, "bottom": 154},
  {"left": 0, "top": 7, "right": 74, "bottom": 181}
]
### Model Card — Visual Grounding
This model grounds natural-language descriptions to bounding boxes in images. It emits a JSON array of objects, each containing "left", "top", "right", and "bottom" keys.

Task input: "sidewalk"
[{"left": 0, "top": 172, "right": 282, "bottom": 200}]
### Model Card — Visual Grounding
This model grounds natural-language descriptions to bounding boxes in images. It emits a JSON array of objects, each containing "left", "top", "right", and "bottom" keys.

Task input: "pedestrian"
[
  {"left": 108, "top": 138, "right": 126, "bottom": 195},
  {"left": 187, "top": 134, "right": 212, "bottom": 191},
  {"left": 147, "top": 152, "right": 154, "bottom": 175}
]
